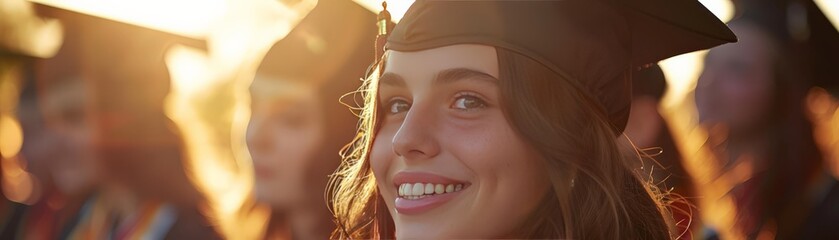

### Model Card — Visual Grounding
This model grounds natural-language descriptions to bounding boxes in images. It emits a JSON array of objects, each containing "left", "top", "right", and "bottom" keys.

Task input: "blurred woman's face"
[
  {"left": 43, "top": 83, "right": 97, "bottom": 195},
  {"left": 371, "top": 44, "right": 550, "bottom": 238},
  {"left": 696, "top": 23, "right": 777, "bottom": 132},
  {"left": 247, "top": 83, "right": 325, "bottom": 208}
]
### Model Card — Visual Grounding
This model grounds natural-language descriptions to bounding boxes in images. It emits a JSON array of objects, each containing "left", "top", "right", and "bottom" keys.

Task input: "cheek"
[
  {"left": 445, "top": 118, "right": 549, "bottom": 236},
  {"left": 370, "top": 126, "right": 397, "bottom": 188},
  {"left": 471, "top": 135, "right": 547, "bottom": 200},
  {"left": 257, "top": 122, "right": 324, "bottom": 202},
  {"left": 282, "top": 123, "right": 324, "bottom": 180}
]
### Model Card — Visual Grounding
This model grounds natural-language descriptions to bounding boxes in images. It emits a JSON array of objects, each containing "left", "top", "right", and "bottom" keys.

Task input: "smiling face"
[{"left": 370, "top": 44, "right": 550, "bottom": 238}]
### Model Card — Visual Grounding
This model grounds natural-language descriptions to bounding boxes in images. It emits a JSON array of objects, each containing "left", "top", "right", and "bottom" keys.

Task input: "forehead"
[
  {"left": 383, "top": 44, "right": 500, "bottom": 80},
  {"left": 251, "top": 75, "right": 317, "bottom": 101},
  {"left": 706, "top": 23, "right": 777, "bottom": 68}
]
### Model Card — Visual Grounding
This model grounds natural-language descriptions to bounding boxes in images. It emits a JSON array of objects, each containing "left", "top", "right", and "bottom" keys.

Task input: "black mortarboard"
[
  {"left": 386, "top": 0, "right": 736, "bottom": 133},
  {"left": 257, "top": 0, "right": 376, "bottom": 87},
  {"left": 733, "top": 0, "right": 839, "bottom": 98}
]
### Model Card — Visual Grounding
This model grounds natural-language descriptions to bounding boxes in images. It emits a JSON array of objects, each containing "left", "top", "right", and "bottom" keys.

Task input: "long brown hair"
[{"left": 329, "top": 47, "right": 674, "bottom": 239}]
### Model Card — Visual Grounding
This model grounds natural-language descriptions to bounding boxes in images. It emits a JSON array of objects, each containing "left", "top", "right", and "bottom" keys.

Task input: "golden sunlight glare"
[
  {"left": 28, "top": 0, "right": 226, "bottom": 39},
  {"left": 162, "top": 0, "right": 317, "bottom": 238},
  {"left": 355, "top": 0, "right": 413, "bottom": 22},
  {"left": 657, "top": 1, "right": 738, "bottom": 238},
  {"left": 0, "top": 61, "right": 38, "bottom": 205},
  {"left": 815, "top": 0, "right": 839, "bottom": 32}
]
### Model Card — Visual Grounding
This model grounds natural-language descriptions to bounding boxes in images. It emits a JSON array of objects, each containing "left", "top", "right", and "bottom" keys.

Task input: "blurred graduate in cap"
[
  {"left": 26, "top": 5, "right": 221, "bottom": 240},
  {"left": 695, "top": 0, "right": 839, "bottom": 238},
  {"left": 0, "top": 1, "right": 66, "bottom": 238},
  {"left": 245, "top": 0, "right": 375, "bottom": 239},
  {"left": 329, "top": 0, "right": 735, "bottom": 239}
]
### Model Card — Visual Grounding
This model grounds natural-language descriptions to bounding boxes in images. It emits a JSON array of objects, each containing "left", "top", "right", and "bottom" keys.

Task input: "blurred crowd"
[{"left": 0, "top": 0, "right": 837, "bottom": 239}]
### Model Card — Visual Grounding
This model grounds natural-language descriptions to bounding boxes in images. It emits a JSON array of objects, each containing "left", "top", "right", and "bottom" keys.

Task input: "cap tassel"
[{"left": 375, "top": 1, "right": 393, "bottom": 60}]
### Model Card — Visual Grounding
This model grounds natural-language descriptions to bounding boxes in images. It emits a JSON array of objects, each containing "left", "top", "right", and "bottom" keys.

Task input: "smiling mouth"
[
  {"left": 397, "top": 183, "right": 466, "bottom": 200},
  {"left": 392, "top": 172, "right": 471, "bottom": 214}
]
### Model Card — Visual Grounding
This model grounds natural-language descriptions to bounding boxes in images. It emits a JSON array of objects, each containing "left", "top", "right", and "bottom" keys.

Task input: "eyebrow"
[
  {"left": 434, "top": 68, "right": 498, "bottom": 86},
  {"left": 379, "top": 72, "right": 406, "bottom": 87},
  {"left": 379, "top": 68, "right": 498, "bottom": 89}
]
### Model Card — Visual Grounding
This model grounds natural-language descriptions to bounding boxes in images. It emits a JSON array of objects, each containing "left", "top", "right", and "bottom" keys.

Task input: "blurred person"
[
  {"left": 29, "top": 5, "right": 222, "bottom": 239},
  {"left": 801, "top": 87, "right": 839, "bottom": 240},
  {"left": 4, "top": 63, "right": 98, "bottom": 239},
  {"left": 694, "top": 2, "right": 839, "bottom": 237},
  {"left": 625, "top": 64, "right": 698, "bottom": 239},
  {"left": 39, "top": 80, "right": 96, "bottom": 199},
  {"left": 245, "top": 0, "right": 375, "bottom": 239},
  {"left": 795, "top": 0, "right": 839, "bottom": 238},
  {"left": 330, "top": 0, "right": 735, "bottom": 239},
  {"left": 0, "top": 5, "right": 91, "bottom": 238},
  {"left": 0, "top": 64, "right": 68, "bottom": 240}
]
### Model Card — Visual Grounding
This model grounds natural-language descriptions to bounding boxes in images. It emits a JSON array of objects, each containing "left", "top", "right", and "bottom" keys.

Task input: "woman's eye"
[
  {"left": 452, "top": 95, "right": 487, "bottom": 110},
  {"left": 388, "top": 99, "right": 411, "bottom": 114}
]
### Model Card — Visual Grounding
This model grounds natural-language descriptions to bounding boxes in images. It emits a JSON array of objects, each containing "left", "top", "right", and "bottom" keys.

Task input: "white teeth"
[
  {"left": 412, "top": 183, "right": 424, "bottom": 196},
  {"left": 397, "top": 182, "right": 466, "bottom": 197},
  {"left": 424, "top": 183, "right": 434, "bottom": 194},
  {"left": 399, "top": 184, "right": 406, "bottom": 196}
]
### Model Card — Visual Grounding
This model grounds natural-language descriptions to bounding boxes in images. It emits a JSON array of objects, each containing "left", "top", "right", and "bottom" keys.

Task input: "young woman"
[
  {"left": 694, "top": 13, "right": 838, "bottom": 239},
  {"left": 330, "top": 1, "right": 735, "bottom": 239},
  {"left": 245, "top": 0, "right": 375, "bottom": 239}
]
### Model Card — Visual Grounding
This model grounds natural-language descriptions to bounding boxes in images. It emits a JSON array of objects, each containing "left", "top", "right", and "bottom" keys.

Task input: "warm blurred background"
[{"left": 0, "top": 0, "right": 837, "bottom": 239}]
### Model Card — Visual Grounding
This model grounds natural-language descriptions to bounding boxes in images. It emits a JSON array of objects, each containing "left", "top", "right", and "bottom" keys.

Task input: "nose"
[
  {"left": 246, "top": 117, "right": 270, "bottom": 156},
  {"left": 391, "top": 103, "right": 440, "bottom": 161}
]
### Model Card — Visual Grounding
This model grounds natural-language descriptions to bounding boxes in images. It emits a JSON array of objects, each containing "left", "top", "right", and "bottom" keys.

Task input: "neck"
[
  {"left": 727, "top": 128, "right": 772, "bottom": 156},
  {"left": 288, "top": 207, "right": 333, "bottom": 240},
  {"left": 269, "top": 200, "right": 334, "bottom": 240}
]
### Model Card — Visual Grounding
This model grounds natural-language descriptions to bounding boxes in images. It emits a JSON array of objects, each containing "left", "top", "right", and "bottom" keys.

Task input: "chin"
[
  {"left": 397, "top": 226, "right": 497, "bottom": 239},
  {"left": 254, "top": 186, "right": 274, "bottom": 204},
  {"left": 396, "top": 226, "right": 451, "bottom": 239}
]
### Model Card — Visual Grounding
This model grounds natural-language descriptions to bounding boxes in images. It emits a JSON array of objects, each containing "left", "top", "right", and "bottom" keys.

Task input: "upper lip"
[{"left": 392, "top": 171, "right": 469, "bottom": 188}]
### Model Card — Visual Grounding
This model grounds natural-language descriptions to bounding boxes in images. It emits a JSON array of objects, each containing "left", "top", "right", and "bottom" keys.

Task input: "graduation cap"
[
  {"left": 386, "top": 0, "right": 736, "bottom": 134},
  {"left": 31, "top": 4, "right": 206, "bottom": 147},
  {"left": 730, "top": 0, "right": 839, "bottom": 97},
  {"left": 253, "top": 0, "right": 377, "bottom": 160},
  {"left": 256, "top": 0, "right": 376, "bottom": 89}
]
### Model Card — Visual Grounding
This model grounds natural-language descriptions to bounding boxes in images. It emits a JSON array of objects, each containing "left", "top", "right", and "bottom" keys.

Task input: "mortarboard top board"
[
  {"left": 31, "top": 4, "right": 207, "bottom": 146},
  {"left": 386, "top": 0, "right": 737, "bottom": 134},
  {"left": 732, "top": 0, "right": 839, "bottom": 97},
  {"left": 256, "top": 0, "right": 376, "bottom": 88}
]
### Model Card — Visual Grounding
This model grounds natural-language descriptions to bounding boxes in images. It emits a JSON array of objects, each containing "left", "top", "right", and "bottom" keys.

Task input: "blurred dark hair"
[
  {"left": 633, "top": 64, "right": 667, "bottom": 101},
  {"left": 709, "top": 15, "right": 824, "bottom": 238}
]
